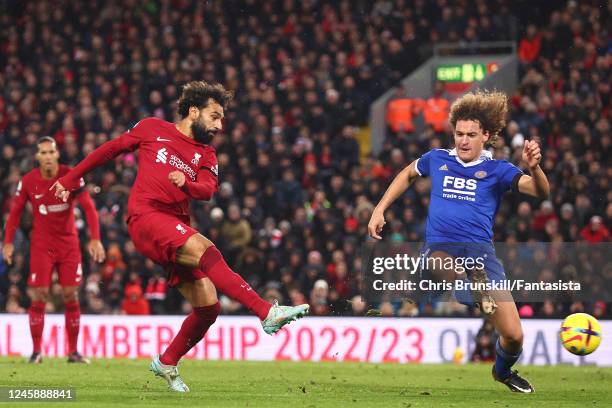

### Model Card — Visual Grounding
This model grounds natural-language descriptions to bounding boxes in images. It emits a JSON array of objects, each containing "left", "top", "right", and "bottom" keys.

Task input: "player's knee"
[
  {"left": 193, "top": 278, "right": 218, "bottom": 305},
  {"left": 178, "top": 234, "right": 214, "bottom": 268},
  {"left": 62, "top": 289, "right": 79, "bottom": 303},
  {"left": 503, "top": 330, "right": 524, "bottom": 349},
  {"left": 32, "top": 288, "right": 49, "bottom": 302},
  {"left": 191, "top": 235, "right": 213, "bottom": 256}
]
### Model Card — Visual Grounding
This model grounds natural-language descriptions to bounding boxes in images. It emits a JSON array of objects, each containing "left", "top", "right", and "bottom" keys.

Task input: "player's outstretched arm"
[
  {"left": 517, "top": 140, "right": 550, "bottom": 199},
  {"left": 368, "top": 160, "right": 420, "bottom": 239},
  {"left": 76, "top": 190, "right": 105, "bottom": 263},
  {"left": 51, "top": 121, "right": 145, "bottom": 201},
  {"left": 3, "top": 180, "right": 28, "bottom": 265}
]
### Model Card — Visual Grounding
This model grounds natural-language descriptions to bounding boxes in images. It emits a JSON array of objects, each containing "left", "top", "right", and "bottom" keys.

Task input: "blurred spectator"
[
  {"left": 518, "top": 24, "right": 541, "bottom": 63},
  {"left": 310, "top": 279, "right": 330, "bottom": 316},
  {"left": 221, "top": 203, "right": 253, "bottom": 261},
  {"left": 580, "top": 216, "right": 610, "bottom": 243},
  {"left": 379, "top": 301, "right": 395, "bottom": 317},
  {"left": 121, "top": 285, "right": 150, "bottom": 315},
  {"left": 531, "top": 201, "right": 557, "bottom": 236},
  {"left": 350, "top": 295, "right": 367, "bottom": 316},
  {"left": 518, "top": 304, "right": 535, "bottom": 318},
  {"left": 145, "top": 271, "right": 167, "bottom": 315},
  {"left": 5, "top": 285, "right": 26, "bottom": 313},
  {"left": 386, "top": 87, "right": 417, "bottom": 134},
  {"left": 471, "top": 321, "right": 497, "bottom": 362},
  {"left": 398, "top": 300, "right": 419, "bottom": 317},
  {"left": 422, "top": 81, "right": 451, "bottom": 133}
]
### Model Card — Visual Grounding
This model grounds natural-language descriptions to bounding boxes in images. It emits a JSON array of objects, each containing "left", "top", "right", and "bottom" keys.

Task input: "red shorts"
[
  {"left": 127, "top": 211, "right": 207, "bottom": 286},
  {"left": 29, "top": 244, "right": 82, "bottom": 287}
]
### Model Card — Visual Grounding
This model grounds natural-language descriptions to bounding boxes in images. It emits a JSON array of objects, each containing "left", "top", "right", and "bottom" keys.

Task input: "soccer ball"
[{"left": 560, "top": 313, "right": 602, "bottom": 356}]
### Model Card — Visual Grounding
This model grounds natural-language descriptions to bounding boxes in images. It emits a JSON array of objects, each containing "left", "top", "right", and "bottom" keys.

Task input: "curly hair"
[
  {"left": 449, "top": 90, "right": 508, "bottom": 146},
  {"left": 177, "top": 81, "right": 234, "bottom": 117}
]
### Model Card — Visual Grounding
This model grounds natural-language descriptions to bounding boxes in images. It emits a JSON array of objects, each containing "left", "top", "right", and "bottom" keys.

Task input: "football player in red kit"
[
  {"left": 51, "top": 81, "right": 309, "bottom": 392},
  {"left": 3, "top": 136, "right": 105, "bottom": 364}
]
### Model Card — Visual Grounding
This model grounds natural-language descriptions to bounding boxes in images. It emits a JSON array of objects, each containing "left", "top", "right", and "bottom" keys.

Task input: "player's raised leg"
[
  {"left": 489, "top": 296, "right": 534, "bottom": 393},
  {"left": 150, "top": 277, "right": 219, "bottom": 392},
  {"left": 176, "top": 234, "right": 309, "bottom": 334}
]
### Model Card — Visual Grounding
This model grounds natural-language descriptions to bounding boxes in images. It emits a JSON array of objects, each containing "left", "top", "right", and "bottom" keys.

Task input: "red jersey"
[
  {"left": 59, "top": 118, "right": 218, "bottom": 218},
  {"left": 4, "top": 165, "right": 100, "bottom": 248}
]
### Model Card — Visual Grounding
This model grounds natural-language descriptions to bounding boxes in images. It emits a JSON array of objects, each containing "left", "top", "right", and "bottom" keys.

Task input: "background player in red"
[
  {"left": 50, "top": 81, "right": 309, "bottom": 392},
  {"left": 3, "top": 136, "right": 105, "bottom": 364}
]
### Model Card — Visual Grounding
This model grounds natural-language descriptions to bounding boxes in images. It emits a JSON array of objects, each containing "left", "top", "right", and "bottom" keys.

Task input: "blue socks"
[{"left": 495, "top": 338, "right": 521, "bottom": 379}]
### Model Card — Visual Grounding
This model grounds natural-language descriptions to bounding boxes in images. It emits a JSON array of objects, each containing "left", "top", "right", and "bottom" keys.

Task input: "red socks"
[
  {"left": 160, "top": 302, "right": 220, "bottom": 366},
  {"left": 28, "top": 301, "right": 46, "bottom": 353},
  {"left": 161, "top": 246, "right": 273, "bottom": 366},
  {"left": 199, "top": 246, "right": 272, "bottom": 320},
  {"left": 64, "top": 301, "right": 81, "bottom": 354}
]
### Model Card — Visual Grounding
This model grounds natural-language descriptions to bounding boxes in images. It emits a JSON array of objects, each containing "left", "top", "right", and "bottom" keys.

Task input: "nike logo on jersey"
[
  {"left": 157, "top": 137, "right": 171, "bottom": 142},
  {"left": 34, "top": 193, "right": 44, "bottom": 199},
  {"left": 156, "top": 148, "right": 168, "bottom": 163}
]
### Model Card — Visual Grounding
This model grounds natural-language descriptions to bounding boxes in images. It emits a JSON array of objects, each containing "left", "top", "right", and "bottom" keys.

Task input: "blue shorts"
[{"left": 420, "top": 242, "right": 506, "bottom": 305}]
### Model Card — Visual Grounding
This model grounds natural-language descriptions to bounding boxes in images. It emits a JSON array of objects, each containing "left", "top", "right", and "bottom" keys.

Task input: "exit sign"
[{"left": 436, "top": 63, "right": 498, "bottom": 83}]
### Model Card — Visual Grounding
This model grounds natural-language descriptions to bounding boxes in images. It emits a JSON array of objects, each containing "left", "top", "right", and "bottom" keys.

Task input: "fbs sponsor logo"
[{"left": 442, "top": 175, "right": 477, "bottom": 202}]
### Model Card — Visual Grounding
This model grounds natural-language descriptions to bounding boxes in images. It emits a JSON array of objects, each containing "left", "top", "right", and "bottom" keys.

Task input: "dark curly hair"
[
  {"left": 449, "top": 90, "right": 508, "bottom": 146},
  {"left": 177, "top": 81, "right": 234, "bottom": 117}
]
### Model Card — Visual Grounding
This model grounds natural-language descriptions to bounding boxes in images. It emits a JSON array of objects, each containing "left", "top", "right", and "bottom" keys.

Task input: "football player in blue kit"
[{"left": 368, "top": 90, "right": 549, "bottom": 393}]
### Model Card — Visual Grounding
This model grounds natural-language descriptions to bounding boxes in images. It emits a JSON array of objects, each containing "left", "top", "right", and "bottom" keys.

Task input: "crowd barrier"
[{"left": 1, "top": 315, "right": 609, "bottom": 365}]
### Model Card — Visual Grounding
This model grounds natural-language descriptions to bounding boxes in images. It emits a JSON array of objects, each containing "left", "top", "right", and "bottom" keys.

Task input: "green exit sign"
[{"left": 436, "top": 63, "right": 492, "bottom": 83}]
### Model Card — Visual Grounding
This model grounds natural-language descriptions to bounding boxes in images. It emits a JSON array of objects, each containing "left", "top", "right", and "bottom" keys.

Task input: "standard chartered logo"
[
  {"left": 156, "top": 148, "right": 168, "bottom": 163},
  {"left": 155, "top": 148, "right": 196, "bottom": 181}
]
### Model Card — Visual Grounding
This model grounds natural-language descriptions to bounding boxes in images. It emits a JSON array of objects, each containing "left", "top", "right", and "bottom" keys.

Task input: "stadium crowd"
[{"left": 1, "top": 0, "right": 610, "bottom": 319}]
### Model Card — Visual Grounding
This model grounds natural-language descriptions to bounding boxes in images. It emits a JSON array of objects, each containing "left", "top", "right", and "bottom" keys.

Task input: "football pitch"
[{"left": 0, "top": 358, "right": 610, "bottom": 407}]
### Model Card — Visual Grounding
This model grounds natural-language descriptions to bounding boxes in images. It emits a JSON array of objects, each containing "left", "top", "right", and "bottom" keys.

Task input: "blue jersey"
[{"left": 415, "top": 148, "right": 523, "bottom": 243}]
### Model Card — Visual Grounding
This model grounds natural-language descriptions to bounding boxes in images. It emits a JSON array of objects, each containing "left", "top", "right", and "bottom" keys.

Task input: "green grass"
[{"left": 0, "top": 357, "right": 610, "bottom": 407}]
